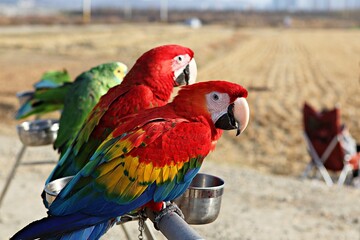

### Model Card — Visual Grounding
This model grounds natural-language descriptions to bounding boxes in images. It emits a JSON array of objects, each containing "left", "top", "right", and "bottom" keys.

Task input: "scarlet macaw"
[{"left": 12, "top": 80, "right": 249, "bottom": 240}]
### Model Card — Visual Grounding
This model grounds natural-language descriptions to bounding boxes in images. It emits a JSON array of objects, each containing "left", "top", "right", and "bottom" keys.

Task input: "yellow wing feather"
[{"left": 91, "top": 119, "right": 198, "bottom": 203}]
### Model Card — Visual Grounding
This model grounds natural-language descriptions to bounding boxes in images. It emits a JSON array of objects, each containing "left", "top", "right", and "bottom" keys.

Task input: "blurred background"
[{"left": 0, "top": 0, "right": 360, "bottom": 239}]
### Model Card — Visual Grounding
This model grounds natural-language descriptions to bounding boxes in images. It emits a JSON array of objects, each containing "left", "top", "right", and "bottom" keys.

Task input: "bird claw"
[
  {"left": 115, "top": 212, "right": 141, "bottom": 225},
  {"left": 146, "top": 201, "right": 184, "bottom": 230}
]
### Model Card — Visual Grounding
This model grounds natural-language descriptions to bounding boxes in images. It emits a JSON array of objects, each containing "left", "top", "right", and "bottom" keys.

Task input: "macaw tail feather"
[
  {"left": 11, "top": 213, "right": 110, "bottom": 240},
  {"left": 52, "top": 221, "right": 114, "bottom": 240}
]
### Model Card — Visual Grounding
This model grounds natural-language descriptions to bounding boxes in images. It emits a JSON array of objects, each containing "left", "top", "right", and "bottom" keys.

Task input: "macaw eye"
[
  {"left": 177, "top": 56, "right": 183, "bottom": 61},
  {"left": 117, "top": 70, "right": 121, "bottom": 73},
  {"left": 212, "top": 93, "right": 219, "bottom": 101}
]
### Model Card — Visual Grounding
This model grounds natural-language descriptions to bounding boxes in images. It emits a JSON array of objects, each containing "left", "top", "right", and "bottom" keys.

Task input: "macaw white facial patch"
[
  {"left": 173, "top": 54, "right": 191, "bottom": 79},
  {"left": 205, "top": 92, "right": 230, "bottom": 123}
]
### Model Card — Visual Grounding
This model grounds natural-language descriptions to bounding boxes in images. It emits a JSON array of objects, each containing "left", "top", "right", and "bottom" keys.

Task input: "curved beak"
[
  {"left": 175, "top": 58, "right": 197, "bottom": 86},
  {"left": 215, "top": 98, "right": 250, "bottom": 136}
]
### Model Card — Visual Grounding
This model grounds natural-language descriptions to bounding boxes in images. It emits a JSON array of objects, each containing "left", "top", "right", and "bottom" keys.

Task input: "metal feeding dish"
[
  {"left": 16, "top": 91, "right": 34, "bottom": 105},
  {"left": 44, "top": 176, "right": 74, "bottom": 206},
  {"left": 174, "top": 173, "right": 225, "bottom": 224},
  {"left": 17, "top": 119, "right": 59, "bottom": 146}
]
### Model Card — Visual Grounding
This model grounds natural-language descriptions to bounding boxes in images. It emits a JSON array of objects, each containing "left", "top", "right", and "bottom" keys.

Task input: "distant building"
[
  {"left": 184, "top": 18, "right": 202, "bottom": 28},
  {"left": 283, "top": 16, "right": 292, "bottom": 27}
]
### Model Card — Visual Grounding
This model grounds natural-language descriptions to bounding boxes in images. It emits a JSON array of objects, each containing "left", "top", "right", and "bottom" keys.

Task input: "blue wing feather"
[{"left": 11, "top": 213, "right": 106, "bottom": 240}]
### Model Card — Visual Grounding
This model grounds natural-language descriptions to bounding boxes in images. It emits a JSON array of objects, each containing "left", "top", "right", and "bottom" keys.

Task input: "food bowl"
[
  {"left": 174, "top": 173, "right": 225, "bottom": 224},
  {"left": 44, "top": 176, "right": 74, "bottom": 206},
  {"left": 16, "top": 91, "right": 34, "bottom": 105},
  {"left": 17, "top": 119, "right": 59, "bottom": 146}
]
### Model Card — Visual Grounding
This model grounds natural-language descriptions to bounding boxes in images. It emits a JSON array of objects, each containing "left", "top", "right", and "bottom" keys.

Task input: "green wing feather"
[
  {"left": 15, "top": 69, "right": 71, "bottom": 119},
  {"left": 15, "top": 83, "right": 71, "bottom": 119},
  {"left": 67, "top": 118, "right": 208, "bottom": 201},
  {"left": 50, "top": 116, "right": 211, "bottom": 217}
]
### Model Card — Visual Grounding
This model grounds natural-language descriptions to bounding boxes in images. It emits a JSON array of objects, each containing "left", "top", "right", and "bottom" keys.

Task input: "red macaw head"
[
  {"left": 172, "top": 80, "right": 250, "bottom": 136},
  {"left": 122, "top": 44, "right": 197, "bottom": 100}
]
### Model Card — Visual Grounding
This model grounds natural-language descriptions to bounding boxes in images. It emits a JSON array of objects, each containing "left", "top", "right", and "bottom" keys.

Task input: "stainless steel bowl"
[
  {"left": 44, "top": 176, "right": 74, "bottom": 206},
  {"left": 17, "top": 119, "right": 59, "bottom": 146},
  {"left": 16, "top": 91, "right": 34, "bottom": 105},
  {"left": 174, "top": 173, "right": 225, "bottom": 225}
]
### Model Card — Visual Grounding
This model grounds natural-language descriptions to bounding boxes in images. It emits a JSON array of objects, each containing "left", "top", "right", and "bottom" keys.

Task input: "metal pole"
[
  {"left": 124, "top": 0, "right": 132, "bottom": 19},
  {"left": 83, "top": 0, "right": 91, "bottom": 24},
  {"left": 160, "top": 0, "right": 168, "bottom": 22},
  {"left": 157, "top": 212, "right": 203, "bottom": 240},
  {"left": 0, "top": 145, "right": 26, "bottom": 209}
]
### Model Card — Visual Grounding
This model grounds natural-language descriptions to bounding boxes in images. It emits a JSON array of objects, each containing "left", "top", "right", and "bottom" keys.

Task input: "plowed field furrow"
[
  {"left": 199, "top": 37, "right": 265, "bottom": 80},
  {"left": 209, "top": 29, "right": 359, "bottom": 175},
  {"left": 0, "top": 26, "right": 359, "bottom": 176}
]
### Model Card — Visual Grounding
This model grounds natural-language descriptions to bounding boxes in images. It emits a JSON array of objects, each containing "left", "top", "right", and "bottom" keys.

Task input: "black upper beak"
[
  {"left": 175, "top": 64, "right": 190, "bottom": 86},
  {"left": 215, "top": 103, "right": 241, "bottom": 136}
]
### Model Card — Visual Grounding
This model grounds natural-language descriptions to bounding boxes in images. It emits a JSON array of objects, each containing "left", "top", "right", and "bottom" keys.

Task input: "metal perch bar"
[
  {"left": 157, "top": 212, "right": 204, "bottom": 240},
  {"left": 145, "top": 203, "right": 204, "bottom": 240}
]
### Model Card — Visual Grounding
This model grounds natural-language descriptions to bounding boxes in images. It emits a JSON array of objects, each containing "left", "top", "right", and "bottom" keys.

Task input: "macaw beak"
[
  {"left": 175, "top": 58, "right": 197, "bottom": 86},
  {"left": 215, "top": 98, "right": 250, "bottom": 136}
]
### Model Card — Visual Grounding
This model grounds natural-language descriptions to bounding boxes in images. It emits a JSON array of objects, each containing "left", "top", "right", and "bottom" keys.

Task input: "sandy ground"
[
  {"left": 1, "top": 129, "right": 360, "bottom": 240},
  {"left": 0, "top": 24, "right": 360, "bottom": 239}
]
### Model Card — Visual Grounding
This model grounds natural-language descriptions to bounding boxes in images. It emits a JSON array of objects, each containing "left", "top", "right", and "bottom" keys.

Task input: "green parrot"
[{"left": 53, "top": 62, "right": 128, "bottom": 156}]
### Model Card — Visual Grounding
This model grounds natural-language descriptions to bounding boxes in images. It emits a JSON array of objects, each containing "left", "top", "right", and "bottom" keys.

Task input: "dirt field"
[
  {"left": 0, "top": 23, "right": 359, "bottom": 175},
  {"left": 0, "top": 23, "right": 360, "bottom": 239}
]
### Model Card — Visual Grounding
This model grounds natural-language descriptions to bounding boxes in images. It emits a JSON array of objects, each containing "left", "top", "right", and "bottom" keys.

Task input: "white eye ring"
[{"left": 212, "top": 93, "right": 219, "bottom": 101}]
